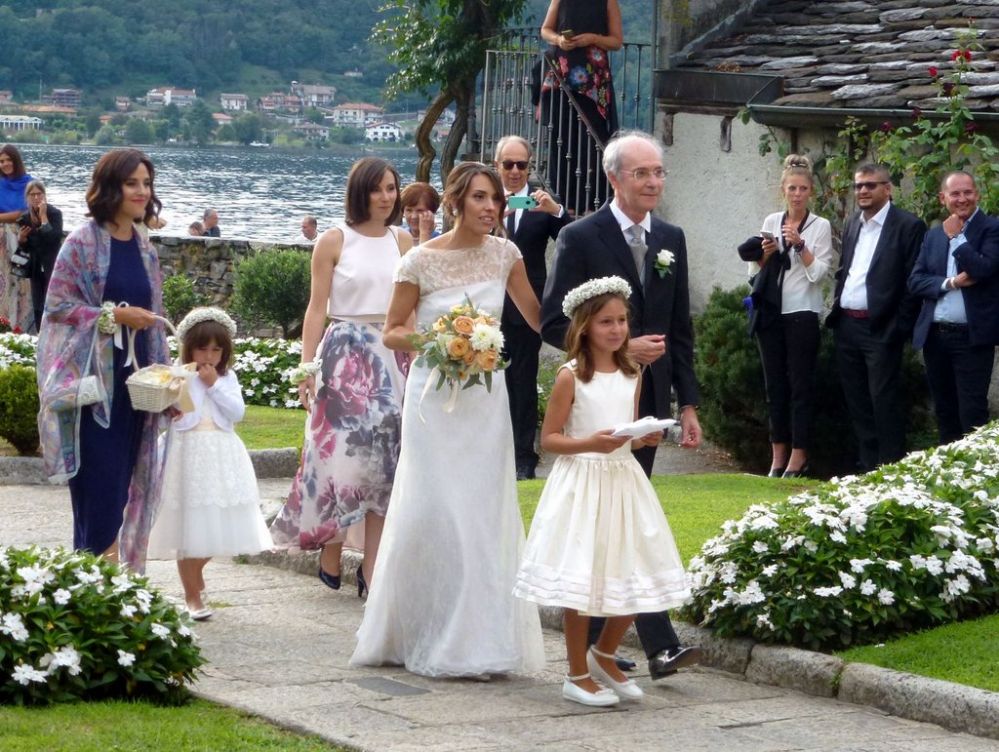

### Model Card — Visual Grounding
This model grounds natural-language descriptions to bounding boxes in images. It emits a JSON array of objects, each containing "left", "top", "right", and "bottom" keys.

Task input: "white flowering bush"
[
  {"left": 684, "top": 423, "right": 999, "bottom": 650},
  {"left": 0, "top": 332, "right": 36, "bottom": 369},
  {"left": 0, "top": 333, "right": 304, "bottom": 410},
  {"left": 0, "top": 546, "right": 203, "bottom": 705}
]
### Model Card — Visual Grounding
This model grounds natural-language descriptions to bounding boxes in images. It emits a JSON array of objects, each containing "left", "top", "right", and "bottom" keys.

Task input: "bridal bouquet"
[{"left": 411, "top": 296, "right": 506, "bottom": 394}]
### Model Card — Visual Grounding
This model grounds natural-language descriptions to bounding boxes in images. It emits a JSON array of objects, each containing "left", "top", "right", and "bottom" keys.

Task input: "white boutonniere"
[{"left": 654, "top": 249, "right": 675, "bottom": 278}]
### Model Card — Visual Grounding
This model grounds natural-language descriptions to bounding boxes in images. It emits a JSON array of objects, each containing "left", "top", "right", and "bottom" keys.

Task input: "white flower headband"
[
  {"left": 562, "top": 276, "right": 633, "bottom": 318},
  {"left": 176, "top": 306, "right": 237, "bottom": 341}
]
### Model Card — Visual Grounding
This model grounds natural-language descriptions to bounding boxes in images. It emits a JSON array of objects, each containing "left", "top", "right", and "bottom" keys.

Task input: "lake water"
[{"left": 15, "top": 144, "right": 427, "bottom": 243}]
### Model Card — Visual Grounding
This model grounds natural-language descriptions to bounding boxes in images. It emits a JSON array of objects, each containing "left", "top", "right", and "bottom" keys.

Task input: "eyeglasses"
[
  {"left": 619, "top": 167, "right": 668, "bottom": 181},
  {"left": 853, "top": 181, "right": 889, "bottom": 191},
  {"left": 500, "top": 160, "right": 529, "bottom": 171}
]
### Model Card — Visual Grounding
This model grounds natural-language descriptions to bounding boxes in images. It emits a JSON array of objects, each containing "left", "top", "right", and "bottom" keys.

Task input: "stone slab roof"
[{"left": 676, "top": 0, "right": 999, "bottom": 111}]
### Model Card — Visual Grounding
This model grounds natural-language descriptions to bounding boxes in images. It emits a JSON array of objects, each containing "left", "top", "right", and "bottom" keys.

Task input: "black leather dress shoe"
[
  {"left": 648, "top": 646, "right": 704, "bottom": 680},
  {"left": 515, "top": 465, "right": 536, "bottom": 481},
  {"left": 614, "top": 653, "right": 637, "bottom": 672}
]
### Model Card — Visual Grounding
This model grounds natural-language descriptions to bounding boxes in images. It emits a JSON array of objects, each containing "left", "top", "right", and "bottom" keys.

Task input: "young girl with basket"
[
  {"left": 147, "top": 307, "right": 272, "bottom": 619},
  {"left": 513, "top": 276, "right": 691, "bottom": 706}
]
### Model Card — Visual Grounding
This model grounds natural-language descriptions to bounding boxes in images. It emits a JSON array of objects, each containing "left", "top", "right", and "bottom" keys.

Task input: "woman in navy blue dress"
[{"left": 37, "top": 149, "right": 171, "bottom": 569}]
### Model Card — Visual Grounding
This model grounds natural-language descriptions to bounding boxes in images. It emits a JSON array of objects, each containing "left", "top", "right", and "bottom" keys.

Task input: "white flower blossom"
[
  {"left": 117, "top": 650, "right": 136, "bottom": 667},
  {"left": 860, "top": 579, "right": 877, "bottom": 596},
  {"left": 12, "top": 664, "right": 48, "bottom": 686},
  {"left": 849, "top": 558, "right": 873, "bottom": 574},
  {"left": 877, "top": 588, "right": 895, "bottom": 605},
  {"left": 44, "top": 646, "right": 82, "bottom": 676},
  {"left": 121, "top": 604, "right": 138, "bottom": 618},
  {"left": 151, "top": 623, "right": 171, "bottom": 639},
  {"left": 1, "top": 612, "right": 29, "bottom": 642},
  {"left": 814, "top": 586, "right": 843, "bottom": 598},
  {"left": 838, "top": 572, "right": 856, "bottom": 589},
  {"left": 52, "top": 588, "right": 71, "bottom": 605},
  {"left": 752, "top": 541, "right": 768, "bottom": 554}
]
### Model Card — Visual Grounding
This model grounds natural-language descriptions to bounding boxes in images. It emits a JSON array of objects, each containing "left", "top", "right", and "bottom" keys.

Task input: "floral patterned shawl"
[{"left": 36, "top": 220, "right": 169, "bottom": 572}]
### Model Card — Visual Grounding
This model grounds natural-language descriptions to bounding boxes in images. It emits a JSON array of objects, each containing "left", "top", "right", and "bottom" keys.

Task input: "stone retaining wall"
[{"left": 151, "top": 235, "right": 313, "bottom": 308}]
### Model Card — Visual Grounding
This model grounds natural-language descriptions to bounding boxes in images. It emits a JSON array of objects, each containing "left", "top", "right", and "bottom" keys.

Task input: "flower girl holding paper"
[{"left": 513, "top": 276, "right": 690, "bottom": 707}]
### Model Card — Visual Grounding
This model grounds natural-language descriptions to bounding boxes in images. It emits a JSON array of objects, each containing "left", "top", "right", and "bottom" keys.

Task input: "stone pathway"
[{"left": 3, "top": 482, "right": 997, "bottom": 752}]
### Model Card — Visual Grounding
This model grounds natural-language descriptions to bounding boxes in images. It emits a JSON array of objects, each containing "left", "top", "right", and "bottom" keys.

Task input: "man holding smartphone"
[{"left": 495, "top": 135, "right": 571, "bottom": 480}]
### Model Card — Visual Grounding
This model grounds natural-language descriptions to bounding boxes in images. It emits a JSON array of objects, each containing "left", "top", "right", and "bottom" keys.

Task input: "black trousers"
[
  {"left": 502, "top": 323, "right": 541, "bottom": 471},
  {"left": 587, "top": 372, "right": 680, "bottom": 659},
  {"left": 922, "top": 323, "right": 995, "bottom": 445},
  {"left": 756, "top": 311, "right": 820, "bottom": 448},
  {"left": 834, "top": 317, "right": 906, "bottom": 471}
]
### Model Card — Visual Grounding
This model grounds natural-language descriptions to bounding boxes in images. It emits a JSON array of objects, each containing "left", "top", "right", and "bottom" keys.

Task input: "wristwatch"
[{"left": 792, "top": 241, "right": 805, "bottom": 253}]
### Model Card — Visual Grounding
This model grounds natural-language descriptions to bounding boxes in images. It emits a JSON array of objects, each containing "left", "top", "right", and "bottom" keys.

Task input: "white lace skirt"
[
  {"left": 514, "top": 453, "right": 691, "bottom": 616},
  {"left": 147, "top": 428, "right": 272, "bottom": 559}
]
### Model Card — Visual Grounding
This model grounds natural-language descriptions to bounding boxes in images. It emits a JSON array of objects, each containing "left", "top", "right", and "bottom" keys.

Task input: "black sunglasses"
[
  {"left": 853, "top": 181, "right": 889, "bottom": 191},
  {"left": 500, "top": 160, "right": 529, "bottom": 171}
]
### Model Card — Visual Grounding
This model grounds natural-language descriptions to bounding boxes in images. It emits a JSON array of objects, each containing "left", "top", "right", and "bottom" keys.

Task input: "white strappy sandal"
[
  {"left": 562, "top": 671, "right": 620, "bottom": 707},
  {"left": 587, "top": 647, "right": 644, "bottom": 701}
]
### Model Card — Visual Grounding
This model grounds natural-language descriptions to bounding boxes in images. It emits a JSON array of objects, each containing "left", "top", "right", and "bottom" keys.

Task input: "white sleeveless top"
[{"left": 328, "top": 224, "right": 401, "bottom": 320}]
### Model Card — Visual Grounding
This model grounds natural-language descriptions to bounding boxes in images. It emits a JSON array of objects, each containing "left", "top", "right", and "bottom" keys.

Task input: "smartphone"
[
  {"left": 561, "top": 29, "right": 575, "bottom": 39},
  {"left": 760, "top": 231, "right": 775, "bottom": 241},
  {"left": 507, "top": 195, "right": 538, "bottom": 210}
]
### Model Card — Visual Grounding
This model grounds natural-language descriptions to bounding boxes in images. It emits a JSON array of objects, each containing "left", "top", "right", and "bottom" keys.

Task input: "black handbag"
[{"left": 9, "top": 243, "right": 33, "bottom": 278}]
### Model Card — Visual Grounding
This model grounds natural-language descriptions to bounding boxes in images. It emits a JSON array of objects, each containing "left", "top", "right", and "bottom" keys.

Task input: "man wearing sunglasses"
[
  {"left": 826, "top": 164, "right": 926, "bottom": 471},
  {"left": 495, "top": 135, "right": 571, "bottom": 481}
]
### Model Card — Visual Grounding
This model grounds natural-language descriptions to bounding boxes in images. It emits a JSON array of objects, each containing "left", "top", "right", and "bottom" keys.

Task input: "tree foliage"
[
  {"left": 1, "top": 1, "right": 390, "bottom": 100},
  {"left": 372, "top": 0, "right": 529, "bottom": 181}
]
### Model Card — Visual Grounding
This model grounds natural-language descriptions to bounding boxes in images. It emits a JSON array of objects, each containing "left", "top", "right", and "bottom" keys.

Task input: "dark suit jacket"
[
  {"left": 541, "top": 204, "right": 699, "bottom": 417},
  {"left": 909, "top": 209, "right": 999, "bottom": 348},
  {"left": 827, "top": 203, "right": 926, "bottom": 341},
  {"left": 502, "top": 206, "right": 571, "bottom": 327}
]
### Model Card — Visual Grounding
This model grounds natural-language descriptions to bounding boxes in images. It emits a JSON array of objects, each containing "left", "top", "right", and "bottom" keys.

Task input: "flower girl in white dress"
[
  {"left": 147, "top": 307, "right": 272, "bottom": 619},
  {"left": 514, "top": 277, "right": 691, "bottom": 706}
]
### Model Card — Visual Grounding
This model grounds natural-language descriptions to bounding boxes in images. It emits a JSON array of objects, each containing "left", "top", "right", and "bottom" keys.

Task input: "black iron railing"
[{"left": 478, "top": 27, "right": 652, "bottom": 215}]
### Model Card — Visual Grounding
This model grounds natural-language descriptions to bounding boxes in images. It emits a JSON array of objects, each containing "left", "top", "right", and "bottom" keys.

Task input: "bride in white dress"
[{"left": 350, "top": 162, "right": 546, "bottom": 677}]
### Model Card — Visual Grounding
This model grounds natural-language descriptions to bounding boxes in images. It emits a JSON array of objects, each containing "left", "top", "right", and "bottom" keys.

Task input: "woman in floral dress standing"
[
  {"left": 539, "top": 0, "right": 622, "bottom": 215},
  {"left": 270, "top": 157, "right": 412, "bottom": 595}
]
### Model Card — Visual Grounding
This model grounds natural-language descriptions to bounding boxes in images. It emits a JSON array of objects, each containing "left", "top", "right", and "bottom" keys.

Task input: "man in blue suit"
[
  {"left": 908, "top": 171, "right": 999, "bottom": 444},
  {"left": 542, "top": 130, "right": 703, "bottom": 681}
]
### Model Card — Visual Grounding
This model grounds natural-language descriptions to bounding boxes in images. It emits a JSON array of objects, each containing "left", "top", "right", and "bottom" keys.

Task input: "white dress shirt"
[
  {"left": 933, "top": 208, "right": 978, "bottom": 324},
  {"left": 840, "top": 201, "right": 890, "bottom": 311},
  {"left": 610, "top": 199, "right": 651, "bottom": 240}
]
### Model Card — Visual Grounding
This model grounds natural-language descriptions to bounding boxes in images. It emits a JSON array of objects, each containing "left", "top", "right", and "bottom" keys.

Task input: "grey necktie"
[{"left": 628, "top": 224, "right": 647, "bottom": 283}]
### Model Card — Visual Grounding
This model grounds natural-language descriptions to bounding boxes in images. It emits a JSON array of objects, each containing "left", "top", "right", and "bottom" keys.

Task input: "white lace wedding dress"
[{"left": 349, "top": 235, "right": 545, "bottom": 677}]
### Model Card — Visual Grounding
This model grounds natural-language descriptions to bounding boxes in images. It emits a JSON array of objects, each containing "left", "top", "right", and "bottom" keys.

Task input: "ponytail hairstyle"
[{"left": 780, "top": 153, "right": 814, "bottom": 189}]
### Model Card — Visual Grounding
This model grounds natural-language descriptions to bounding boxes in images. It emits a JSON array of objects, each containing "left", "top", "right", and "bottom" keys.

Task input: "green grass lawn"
[
  {"left": 835, "top": 614, "right": 999, "bottom": 693},
  {"left": 0, "top": 699, "right": 345, "bottom": 751},
  {"left": 236, "top": 405, "right": 304, "bottom": 451}
]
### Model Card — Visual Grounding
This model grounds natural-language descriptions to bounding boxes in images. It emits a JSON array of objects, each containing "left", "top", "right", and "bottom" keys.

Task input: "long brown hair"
[
  {"left": 85, "top": 148, "right": 162, "bottom": 227},
  {"left": 564, "top": 291, "right": 639, "bottom": 383},
  {"left": 0, "top": 144, "right": 27, "bottom": 179},
  {"left": 441, "top": 161, "right": 506, "bottom": 226},
  {"left": 344, "top": 157, "right": 402, "bottom": 226}
]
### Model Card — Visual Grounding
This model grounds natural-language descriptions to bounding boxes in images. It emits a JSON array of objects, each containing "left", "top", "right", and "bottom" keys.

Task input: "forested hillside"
[{"left": 0, "top": 0, "right": 653, "bottom": 105}]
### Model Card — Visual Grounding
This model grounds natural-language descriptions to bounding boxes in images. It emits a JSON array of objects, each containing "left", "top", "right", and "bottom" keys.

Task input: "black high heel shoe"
[
  {"left": 782, "top": 464, "right": 810, "bottom": 479},
  {"left": 767, "top": 467, "right": 786, "bottom": 478},
  {"left": 318, "top": 566, "right": 341, "bottom": 590},
  {"left": 356, "top": 567, "right": 368, "bottom": 599}
]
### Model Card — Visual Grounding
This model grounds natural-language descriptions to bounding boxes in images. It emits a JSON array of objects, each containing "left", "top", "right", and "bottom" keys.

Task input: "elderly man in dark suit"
[
  {"left": 909, "top": 171, "right": 999, "bottom": 444},
  {"left": 541, "top": 129, "right": 702, "bottom": 681},
  {"left": 496, "top": 135, "right": 571, "bottom": 480},
  {"left": 826, "top": 164, "right": 926, "bottom": 471}
]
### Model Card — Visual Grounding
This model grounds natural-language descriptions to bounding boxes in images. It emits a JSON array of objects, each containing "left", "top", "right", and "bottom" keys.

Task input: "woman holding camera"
[
  {"left": 17, "top": 180, "right": 63, "bottom": 331},
  {"left": 747, "top": 154, "right": 834, "bottom": 478},
  {"left": 0, "top": 144, "right": 35, "bottom": 331}
]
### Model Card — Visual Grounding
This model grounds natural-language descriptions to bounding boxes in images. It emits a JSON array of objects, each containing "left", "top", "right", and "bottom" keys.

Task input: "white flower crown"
[
  {"left": 176, "top": 306, "right": 237, "bottom": 341},
  {"left": 562, "top": 276, "right": 633, "bottom": 318}
]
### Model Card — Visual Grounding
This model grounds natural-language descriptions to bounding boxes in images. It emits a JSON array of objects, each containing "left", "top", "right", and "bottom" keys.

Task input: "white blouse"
[{"left": 749, "top": 211, "right": 836, "bottom": 315}]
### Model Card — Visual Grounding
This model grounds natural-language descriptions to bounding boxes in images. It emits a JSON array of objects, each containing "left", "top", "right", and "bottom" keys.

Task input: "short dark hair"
[
  {"left": 0, "top": 144, "right": 27, "bottom": 179},
  {"left": 441, "top": 162, "right": 505, "bottom": 222},
  {"left": 400, "top": 182, "right": 441, "bottom": 213},
  {"left": 940, "top": 170, "right": 976, "bottom": 191},
  {"left": 85, "top": 148, "right": 162, "bottom": 228},
  {"left": 855, "top": 163, "right": 891, "bottom": 183},
  {"left": 181, "top": 319, "right": 233, "bottom": 376},
  {"left": 344, "top": 157, "right": 402, "bottom": 227}
]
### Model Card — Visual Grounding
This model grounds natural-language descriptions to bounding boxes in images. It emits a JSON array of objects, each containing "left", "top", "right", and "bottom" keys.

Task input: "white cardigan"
[
  {"left": 749, "top": 211, "right": 836, "bottom": 315},
  {"left": 172, "top": 369, "right": 245, "bottom": 433}
]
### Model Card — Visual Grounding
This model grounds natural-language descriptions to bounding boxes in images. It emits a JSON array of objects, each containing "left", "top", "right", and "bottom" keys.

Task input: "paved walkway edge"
[{"left": 246, "top": 548, "right": 999, "bottom": 742}]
